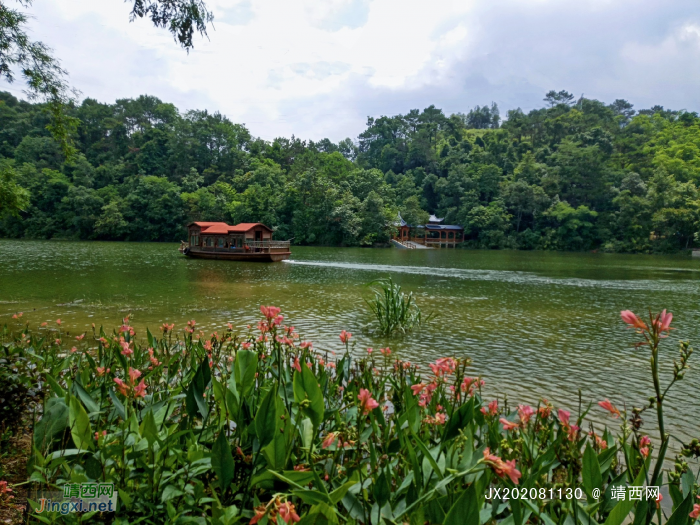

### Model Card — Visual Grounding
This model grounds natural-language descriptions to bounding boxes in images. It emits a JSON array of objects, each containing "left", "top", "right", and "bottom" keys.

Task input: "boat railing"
[{"left": 245, "top": 240, "right": 291, "bottom": 250}]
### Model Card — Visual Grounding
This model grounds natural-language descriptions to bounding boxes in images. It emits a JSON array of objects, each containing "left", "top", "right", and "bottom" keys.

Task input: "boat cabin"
[
  {"left": 187, "top": 222, "right": 273, "bottom": 250},
  {"left": 182, "top": 222, "right": 290, "bottom": 262}
]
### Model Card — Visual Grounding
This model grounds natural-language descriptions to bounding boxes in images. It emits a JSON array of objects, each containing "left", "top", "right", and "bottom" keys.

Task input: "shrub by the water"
[
  {"left": 0, "top": 306, "right": 698, "bottom": 524},
  {"left": 366, "top": 277, "right": 427, "bottom": 335}
]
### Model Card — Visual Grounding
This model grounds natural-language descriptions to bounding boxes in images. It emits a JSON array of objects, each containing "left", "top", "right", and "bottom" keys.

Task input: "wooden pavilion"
[{"left": 393, "top": 214, "right": 464, "bottom": 248}]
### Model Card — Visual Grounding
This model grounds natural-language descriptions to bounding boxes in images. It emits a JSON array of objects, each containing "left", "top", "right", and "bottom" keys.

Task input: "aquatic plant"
[
  {"left": 366, "top": 277, "right": 427, "bottom": 335},
  {"left": 0, "top": 306, "right": 697, "bottom": 524}
]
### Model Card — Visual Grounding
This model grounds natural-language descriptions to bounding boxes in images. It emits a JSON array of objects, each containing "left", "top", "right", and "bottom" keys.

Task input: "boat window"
[{"left": 218, "top": 237, "right": 224, "bottom": 248}]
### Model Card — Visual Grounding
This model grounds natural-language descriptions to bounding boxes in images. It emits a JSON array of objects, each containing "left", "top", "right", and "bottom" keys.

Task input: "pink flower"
[
  {"left": 517, "top": 405, "right": 535, "bottom": 424},
  {"left": 567, "top": 424, "right": 580, "bottom": 442},
  {"left": 482, "top": 448, "right": 521, "bottom": 485},
  {"left": 620, "top": 309, "right": 647, "bottom": 330},
  {"left": 12, "top": 312, "right": 23, "bottom": 319},
  {"left": 500, "top": 418, "right": 519, "bottom": 431},
  {"left": 434, "top": 412, "right": 446, "bottom": 424},
  {"left": 260, "top": 305, "right": 281, "bottom": 320},
  {"left": 690, "top": 503, "right": 700, "bottom": 519},
  {"left": 70, "top": 346, "right": 78, "bottom": 353},
  {"left": 590, "top": 431, "right": 607, "bottom": 450},
  {"left": 128, "top": 368, "right": 141, "bottom": 384},
  {"left": 558, "top": 409, "right": 570, "bottom": 428},
  {"left": 321, "top": 433, "right": 338, "bottom": 449},
  {"left": 56, "top": 319, "right": 62, "bottom": 325},
  {"left": 293, "top": 357, "right": 301, "bottom": 373},
  {"left": 242, "top": 342, "right": 252, "bottom": 350},
  {"left": 133, "top": 380, "right": 147, "bottom": 398},
  {"left": 640, "top": 447, "right": 649, "bottom": 458},
  {"left": 278, "top": 501, "right": 301, "bottom": 523},
  {"left": 598, "top": 399, "right": 621, "bottom": 418},
  {"left": 339, "top": 330, "right": 352, "bottom": 344},
  {"left": 75, "top": 334, "right": 85, "bottom": 341},
  {"left": 411, "top": 383, "right": 426, "bottom": 395},
  {"left": 640, "top": 435, "right": 651, "bottom": 447},
  {"left": 366, "top": 347, "right": 373, "bottom": 354},
  {"left": 380, "top": 347, "right": 391, "bottom": 356},
  {"left": 96, "top": 367, "right": 110, "bottom": 376},
  {"left": 120, "top": 340, "right": 133, "bottom": 357},
  {"left": 300, "top": 341, "right": 312, "bottom": 349},
  {"left": 94, "top": 430, "right": 107, "bottom": 440},
  {"left": 656, "top": 309, "right": 673, "bottom": 332},
  {"left": 358, "top": 388, "right": 379, "bottom": 414},
  {"left": 204, "top": 340, "right": 212, "bottom": 351},
  {"left": 113, "top": 378, "right": 129, "bottom": 396},
  {"left": 481, "top": 399, "right": 498, "bottom": 416}
]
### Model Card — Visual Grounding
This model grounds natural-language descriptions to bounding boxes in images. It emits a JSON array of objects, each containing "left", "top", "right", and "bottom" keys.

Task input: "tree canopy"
[{"left": 1, "top": 90, "right": 699, "bottom": 252}]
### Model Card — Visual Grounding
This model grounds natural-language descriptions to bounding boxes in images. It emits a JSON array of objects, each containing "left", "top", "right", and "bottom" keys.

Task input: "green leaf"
[
  {"left": 293, "top": 362, "right": 325, "bottom": 429},
  {"left": 666, "top": 492, "right": 694, "bottom": 525},
  {"left": 234, "top": 350, "right": 258, "bottom": 398},
  {"left": 34, "top": 398, "right": 68, "bottom": 452},
  {"left": 255, "top": 385, "right": 278, "bottom": 448},
  {"left": 262, "top": 397, "right": 290, "bottom": 470},
  {"left": 139, "top": 409, "right": 158, "bottom": 447},
  {"left": 603, "top": 459, "right": 648, "bottom": 525},
  {"left": 297, "top": 502, "right": 339, "bottom": 525},
  {"left": 108, "top": 388, "right": 126, "bottom": 420},
  {"left": 443, "top": 397, "right": 474, "bottom": 442},
  {"left": 161, "top": 485, "right": 185, "bottom": 503},
  {"left": 187, "top": 359, "right": 211, "bottom": 420},
  {"left": 445, "top": 485, "right": 479, "bottom": 525},
  {"left": 330, "top": 481, "right": 358, "bottom": 505},
  {"left": 583, "top": 443, "right": 603, "bottom": 499},
  {"left": 212, "top": 430, "right": 235, "bottom": 493},
  {"left": 68, "top": 396, "right": 92, "bottom": 451},
  {"left": 73, "top": 380, "right": 99, "bottom": 415},
  {"left": 44, "top": 374, "right": 65, "bottom": 397},
  {"left": 373, "top": 470, "right": 391, "bottom": 507}
]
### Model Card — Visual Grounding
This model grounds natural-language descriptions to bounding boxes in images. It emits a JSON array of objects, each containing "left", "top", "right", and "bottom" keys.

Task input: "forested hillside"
[{"left": 0, "top": 90, "right": 699, "bottom": 252}]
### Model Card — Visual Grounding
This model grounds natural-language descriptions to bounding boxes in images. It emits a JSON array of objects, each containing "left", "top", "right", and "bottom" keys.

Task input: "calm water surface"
[{"left": 1, "top": 240, "right": 700, "bottom": 443}]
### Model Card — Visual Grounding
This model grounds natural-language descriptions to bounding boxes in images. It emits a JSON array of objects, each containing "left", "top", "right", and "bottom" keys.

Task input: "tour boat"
[{"left": 179, "top": 222, "right": 291, "bottom": 262}]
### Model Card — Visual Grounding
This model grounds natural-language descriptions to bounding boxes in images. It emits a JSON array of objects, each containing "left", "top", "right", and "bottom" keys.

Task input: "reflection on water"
[{"left": 1, "top": 240, "right": 700, "bottom": 443}]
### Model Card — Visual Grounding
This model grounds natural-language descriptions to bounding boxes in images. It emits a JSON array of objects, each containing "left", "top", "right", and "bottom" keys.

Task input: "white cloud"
[{"left": 3, "top": 0, "right": 699, "bottom": 142}]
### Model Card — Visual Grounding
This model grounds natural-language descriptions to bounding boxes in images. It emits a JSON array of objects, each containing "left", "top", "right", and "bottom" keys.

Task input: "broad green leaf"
[
  {"left": 212, "top": 430, "right": 235, "bottom": 493},
  {"left": 255, "top": 385, "right": 278, "bottom": 448},
  {"left": 139, "top": 410, "right": 158, "bottom": 447},
  {"left": 44, "top": 374, "right": 65, "bottom": 397},
  {"left": 297, "top": 502, "right": 339, "bottom": 525},
  {"left": 603, "top": 459, "right": 648, "bottom": 525},
  {"left": 68, "top": 396, "right": 92, "bottom": 451},
  {"left": 666, "top": 492, "right": 694, "bottom": 525},
  {"left": 293, "top": 362, "right": 324, "bottom": 429},
  {"left": 443, "top": 397, "right": 474, "bottom": 442},
  {"left": 583, "top": 443, "right": 602, "bottom": 499},
  {"left": 330, "top": 481, "right": 358, "bottom": 505},
  {"left": 373, "top": 470, "right": 391, "bottom": 507},
  {"left": 108, "top": 388, "right": 126, "bottom": 420},
  {"left": 234, "top": 350, "right": 258, "bottom": 398},
  {"left": 34, "top": 398, "right": 68, "bottom": 452}
]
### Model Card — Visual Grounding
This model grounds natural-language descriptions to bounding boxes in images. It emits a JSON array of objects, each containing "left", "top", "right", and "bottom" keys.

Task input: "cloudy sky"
[{"left": 6, "top": 0, "right": 700, "bottom": 141}]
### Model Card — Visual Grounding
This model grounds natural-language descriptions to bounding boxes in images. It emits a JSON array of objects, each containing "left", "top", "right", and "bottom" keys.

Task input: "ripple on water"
[{"left": 2, "top": 241, "right": 700, "bottom": 445}]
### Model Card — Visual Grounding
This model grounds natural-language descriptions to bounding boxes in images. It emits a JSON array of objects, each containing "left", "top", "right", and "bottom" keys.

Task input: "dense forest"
[{"left": 0, "top": 89, "right": 699, "bottom": 252}]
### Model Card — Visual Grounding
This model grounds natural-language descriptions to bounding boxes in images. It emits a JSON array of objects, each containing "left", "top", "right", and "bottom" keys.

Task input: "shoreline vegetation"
[
  {"left": 0, "top": 306, "right": 698, "bottom": 524},
  {"left": 0, "top": 91, "right": 699, "bottom": 253}
]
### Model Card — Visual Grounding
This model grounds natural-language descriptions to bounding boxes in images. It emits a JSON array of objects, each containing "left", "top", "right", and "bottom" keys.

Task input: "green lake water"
[{"left": 1, "top": 240, "right": 699, "bottom": 443}]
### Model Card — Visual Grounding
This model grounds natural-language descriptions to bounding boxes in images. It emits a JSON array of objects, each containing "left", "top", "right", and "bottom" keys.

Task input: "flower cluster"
[
  {"left": 250, "top": 496, "right": 300, "bottom": 524},
  {"left": 482, "top": 448, "right": 521, "bottom": 485},
  {"left": 113, "top": 367, "right": 147, "bottom": 398}
]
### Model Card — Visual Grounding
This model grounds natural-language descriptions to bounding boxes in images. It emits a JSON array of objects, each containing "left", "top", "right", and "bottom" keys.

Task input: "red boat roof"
[{"left": 189, "top": 222, "right": 272, "bottom": 234}]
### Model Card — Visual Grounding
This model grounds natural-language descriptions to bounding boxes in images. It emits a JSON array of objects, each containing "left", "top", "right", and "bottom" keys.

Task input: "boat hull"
[{"left": 183, "top": 249, "right": 291, "bottom": 262}]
